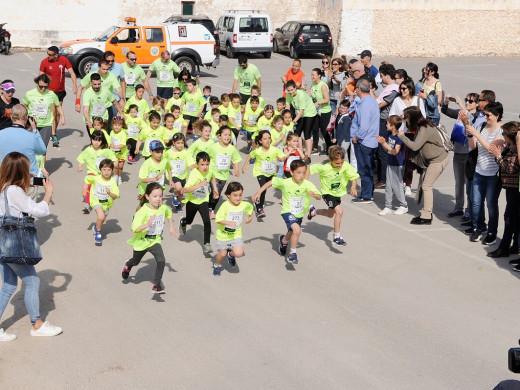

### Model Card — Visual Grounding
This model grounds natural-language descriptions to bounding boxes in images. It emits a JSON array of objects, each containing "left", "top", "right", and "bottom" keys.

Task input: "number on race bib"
[
  {"left": 93, "top": 182, "right": 109, "bottom": 201},
  {"left": 127, "top": 125, "right": 139, "bottom": 138},
  {"left": 125, "top": 73, "right": 136, "bottom": 85},
  {"left": 261, "top": 161, "right": 277, "bottom": 175},
  {"left": 192, "top": 184, "right": 208, "bottom": 199},
  {"left": 185, "top": 103, "right": 197, "bottom": 114},
  {"left": 93, "top": 103, "right": 106, "bottom": 117},
  {"left": 159, "top": 71, "right": 171, "bottom": 82},
  {"left": 225, "top": 211, "right": 243, "bottom": 231},
  {"left": 146, "top": 214, "right": 165, "bottom": 236},
  {"left": 33, "top": 103, "right": 48, "bottom": 118},
  {"left": 149, "top": 172, "right": 165, "bottom": 186},
  {"left": 170, "top": 160, "right": 186, "bottom": 176},
  {"left": 216, "top": 154, "right": 231, "bottom": 171},
  {"left": 111, "top": 136, "right": 121, "bottom": 152},
  {"left": 289, "top": 196, "right": 304, "bottom": 215}
]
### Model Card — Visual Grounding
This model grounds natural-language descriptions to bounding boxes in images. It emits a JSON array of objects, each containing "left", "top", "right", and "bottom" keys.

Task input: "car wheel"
[
  {"left": 175, "top": 56, "right": 196, "bottom": 74},
  {"left": 289, "top": 45, "right": 298, "bottom": 59},
  {"left": 263, "top": 51, "right": 272, "bottom": 59},
  {"left": 226, "top": 43, "right": 235, "bottom": 58},
  {"left": 78, "top": 55, "right": 99, "bottom": 78},
  {"left": 273, "top": 40, "right": 279, "bottom": 53}
]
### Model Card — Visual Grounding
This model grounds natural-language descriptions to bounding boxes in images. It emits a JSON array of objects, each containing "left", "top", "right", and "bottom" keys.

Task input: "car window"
[
  {"left": 239, "top": 17, "right": 268, "bottom": 33},
  {"left": 281, "top": 22, "right": 291, "bottom": 32},
  {"left": 300, "top": 24, "right": 329, "bottom": 33},
  {"left": 289, "top": 23, "right": 298, "bottom": 32},
  {"left": 216, "top": 17, "right": 222, "bottom": 29},
  {"left": 115, "top": 28, "right": 139, "bottom": 43},
  {"left": 145, "top": 28, "right": 164, "bottom": 43}
]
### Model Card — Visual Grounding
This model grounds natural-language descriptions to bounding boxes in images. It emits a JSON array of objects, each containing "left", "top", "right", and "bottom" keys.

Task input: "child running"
[
  {"left": 306, "top": 146, "right": 359, "bottom": 246},
  {"left": 138, "top": 140, "right": 172, "bottom": 198},
  {"left": 283, "top": 132, "right": 305, "bottom": 178},
  {"left": 109, "top": 116, "right": 128, "bottom": 185},
  {"left": 376, "top": 115, "right": 408, "bottom": 216},
  {"left": 122, "top": 182, "right": 179, "bottom": 294},
  {"left": 136, "top": 110, "right": 167, "bottom": 160},
  {"left": 83, "top": 159, "right": 119, "bottom": 245},
  {"left": 243, "top": 96, "right": 261, "bottom": 148},
  {"left": 188, "top": 121, "right": 215, "bottom": 158},
  {"left": 207, "top": 126, "right": 242, "bottom": 218},
  {"left": 213, "top": 182, "right": 254, "bottom": 276},
  {"left": 256, "top": 104, "right": 275, "bottom": 132},
  {"left": 77, "top": 130, "right": 117, "bottom": 214},
  {"left": 164, "top": 133, "right": 194, "bottom": 212},
  {"left": 179, "top": 151, "right": 219, "bottom": 255},
  {"left": 252, "top": 159, "right": 321, "bottom": 264},
  {"left": 124, "top": 104, "right": 145, "bottom": 163},
  {"left": 242, "top": 130, "right": 285, "bottom": 218},
  {"left": 90, "top": 117, "right": 110, "bottom": 142}
]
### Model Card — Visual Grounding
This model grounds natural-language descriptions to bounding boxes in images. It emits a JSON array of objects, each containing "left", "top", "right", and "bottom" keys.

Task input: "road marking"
[
  {"left": 271, "top": 53, "right": 288, "bottom": 60},
  {"left": 24, "top": 52, "right": 33, "bottom": 60}
]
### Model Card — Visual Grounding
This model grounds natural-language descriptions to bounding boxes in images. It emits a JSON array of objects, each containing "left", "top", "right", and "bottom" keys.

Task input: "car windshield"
[
  {"left": 301, "top": 24, "right": 329, "bottom": 34},
  {"left": 93, "top": 26, "right": 119, "bottom": 41}
]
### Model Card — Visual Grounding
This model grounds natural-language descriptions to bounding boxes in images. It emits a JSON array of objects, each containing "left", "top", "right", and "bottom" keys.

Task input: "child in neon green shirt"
[
  {"left": 109, "top": 116, "right": 128, "bottom": 185},
  {"left": 164, "top": 133, "right": 195, "bottom": 212}
]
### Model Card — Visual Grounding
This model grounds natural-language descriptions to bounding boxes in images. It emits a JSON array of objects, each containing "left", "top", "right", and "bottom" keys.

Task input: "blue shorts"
[
  {"left": 171, "top": 177, "right": 186, "bottom": 186},
  {"left": 281, "top": 213, "right": 302, "bottom": 232}
]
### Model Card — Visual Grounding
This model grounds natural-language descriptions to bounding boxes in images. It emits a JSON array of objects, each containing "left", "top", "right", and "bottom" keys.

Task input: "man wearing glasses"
[
  {"left": 232, "top": 55, "right": 262, "bottom": 108},
  {"left": 39, "top": 46, "right": 77, "bottom": 146},
  {"left": 121, "top": 51, "right": 152, "bottom": 99},
  {"left": 145, "top": 51, "right": 181, "bottom": 100},
  {"left": 0, "top": 79, "right": 20, "bottom": 130}
]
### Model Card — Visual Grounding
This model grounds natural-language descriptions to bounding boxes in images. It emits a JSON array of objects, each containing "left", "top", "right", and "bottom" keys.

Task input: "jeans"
[
  {"left": 0, "top": 263, "right": 40, "bottom": 324},
  {"left": 126, "top": 243, "right": 166, "bottom": 285},
  {"left": 375, "top": 120, "right": 389, "bottom": 183},
  {"left": 471, "top": 172, "right": 501, "bottom": 235},
  {"left": 452, "top": 153, "right": 469, "bottom": 212},
  {"left": 498, "top": 188, "right": 520, "bottom": 250},
  {"left": 354, "top": 143, "right": 377, "bottom": 199}
]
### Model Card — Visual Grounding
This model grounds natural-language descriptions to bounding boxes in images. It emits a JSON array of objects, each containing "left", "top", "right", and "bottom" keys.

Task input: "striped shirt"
[{"left": 475, "top": 127, "right": 503, "bottom": 176}]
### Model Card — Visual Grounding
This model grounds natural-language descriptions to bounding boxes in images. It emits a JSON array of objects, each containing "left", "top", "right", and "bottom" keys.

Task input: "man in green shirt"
[
  {"left": 82, "top": 73, "right": 122, "bottom": 131},
  {"left": 232, "top": 55, "right": 262, "bottom": 107},
  {"left": 121, "top": 51, "right": 152, "bottom": 99},
  {"left": 145, "top": 51, "right": 181, "bottom": 100}
]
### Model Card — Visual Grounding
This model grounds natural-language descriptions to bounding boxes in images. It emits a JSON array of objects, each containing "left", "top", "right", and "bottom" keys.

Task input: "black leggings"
[
  {"left": 126, "top": 138, "right": 138, "bottom": 158},
  {"left": 126, "top": 243, "right": 166, "bottom": 285},
  {"left": 313, "top": 112, "right": 333, "bottom": 151},
  {"left": 256, "top": 175, "right": 272, "bottom": 210},
  {"left": 295, "top": 115, "right": 316, "bottom": 140},
  {"left": 182, "top": 201, "right": 211, "bottom": 244},
  {"left": 208, "top": 179, "right": 227, "bottom": 211}
]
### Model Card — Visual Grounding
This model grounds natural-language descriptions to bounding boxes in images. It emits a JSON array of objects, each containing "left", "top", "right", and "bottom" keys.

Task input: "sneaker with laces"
[
  {"left": 460, "top": 215, "right": 471, "bottom": 224},
  {"left": 332, "top": 236, "right": 346, "bottom": 246},
  {"left": 461, "top": 220, "right": 472, "bottom": 228},
  {"left": 175, "top": 204, "right": 183, "bottom": 212},
  {"left": 482, "top": 233, "right": 497, "bottom": 246},
  {"left": 311, "top": 149, "right": 319, "bottom": 156},
  {"left": 463, "top": 227, "right": 474, "bottom": 235},
  {"left": 447, "top": 209, "right": 464, "bottom": 218},
  {"left": 257, "top": 208, "right": 266, "bottom": 218},
  {"left": 352, "top": 197, "right": 373, "bottom": 204},
  {"left": 394, "top": 206, "right": 408, "bottom": 215},
  {"left": 213, "top": 264, "right": 222, "bottom": 276},
  {"left": 172, "top": 194, "right": 180, "bottom": 207},
  {"left": 82, "top": 203, "right": 92, "bottom": 214},
  {"left": 30, "top": 321, "right": 62, "bottom": 337},
  {"left": 470, "top": 230, "right": 483, "bottom": 242},
  {"left": 179, "top": 218, "right": 186, "bottom": 235},
  {"left": 92, "top": 227, "right": 102, "bottom": 245},
  {"left": 117, "top": 177, "right": 122, "bottom": 186},
  {"left": 122, "top": 264, "right": 131, "bottom": 279},
  {"left": 404, "top": 186, "right": 412, "bottom": 196},
  {"left": 279, "top": 235, "right": 288, "bottom": 256},
  {"left": 227, "top": 250, "right": 236, "bottom": 268},
  {"left": 0, "top": 328, "right": 16, "bottom": 341},
  {"left": 203, "top": 243, "right": 213, "bottom": 254},
  {"left": 287, "top": 252, "right": 299, "bottom": 264},
  {"left": 51, "top": 135, "right": 59, "bottom": 147},
  {"left": 378, "top": 207, "right": 392, "bottom": 216},
  {"left": 307, "top": 205, "right": 316, "bottom": 220},
  {"left": 127, "top": 156, "right": 133, "bottom": 164},
  {"left": 151, "top": 283, "right": 165, "bottom": 294}
]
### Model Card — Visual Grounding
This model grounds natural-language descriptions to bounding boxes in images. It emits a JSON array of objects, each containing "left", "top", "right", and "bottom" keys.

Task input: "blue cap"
[{"left": 149, "top": 140, "right": 164, "bottom": 151}]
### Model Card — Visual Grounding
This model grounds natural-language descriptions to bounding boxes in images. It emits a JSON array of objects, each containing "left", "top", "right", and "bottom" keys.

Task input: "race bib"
[
  {"left": 285, "top": 155, "right": 300, "bottom": 169},
  {"left": 146, "top": 214, "right": 164, "bottom": 236},
  {"left": 170, "top": 160, "right": 186, "bottom": 176},
  {"left": 235, "top": 112, "right": 242, "bottom": 124},
  {"left": 149, "top": 171, "right": 165, "bottom": 186},
  {"left": 261, "top": 161, "right": 277, "bottom": 175},
  {"left": 111, "top": 136, "right": 121, "bottom": 152},
  {"left": 192, "top": 184, "right": 208, "bottom": 199},
  {"left": 248, "top": 115, "right": 258, "bottom": 125},
  {"left": 95, "top": 156, "right": 106, "bottom": 172},
  {"left": 173, "top": 121, "right": 183, "bottom": 131},
  {"left": 216, "top": 154, "right": 231, "bottom": 171},
  {"left": 125, "top": 73, "right": 136, "bottom": 85},
  {"left": 185, "top": 102, "right": 197, "bottom": 114},
  {"left": 226, "top": 210, "right": 243, "bottom": 230},
  {"left": 159, "top": 70, "right": 171, "bottom": 82},
  {"left": 289, "top": 196, "right": 304, "bottom": 215},
  {"left": 93, "top": 182, "right": 110, "bottom": 201},
  {"left": 33, "top": 103, "right": 48, "bottom": 118},
  {"left": 93, "top": 103, "right": 106, "bottom": 116},
  {"left": 127, "top": 125, "right": 139, "bottom": 138}
]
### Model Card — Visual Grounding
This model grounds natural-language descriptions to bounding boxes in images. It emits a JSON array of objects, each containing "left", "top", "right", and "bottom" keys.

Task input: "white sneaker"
[
  {"left": 378, "top": 207, "right": 392, "bottom": 216},
  {"left": 405, "top": 186, "right": 412, "bottom": 196},
  {"left": 30, "top": 321, "right": 63, "bottom": 337},
  {"left": 0, "top": 328, "right": 16, "bottom": 341},
  {"left": 117, "top": 177, "right": 122, "bottom": 186},
  {"left": 394, "top": 206, "right": 409, "bottom": 215}
]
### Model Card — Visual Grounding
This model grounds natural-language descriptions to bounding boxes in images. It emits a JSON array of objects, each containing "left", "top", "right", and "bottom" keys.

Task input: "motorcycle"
[{"left": 0, "top": 23, "right": 11, "bottom": 55}]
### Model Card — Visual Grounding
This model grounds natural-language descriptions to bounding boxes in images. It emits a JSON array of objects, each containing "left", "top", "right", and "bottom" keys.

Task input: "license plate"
[
  {"left": 240, "top": 36, "right": 252, "bottom": 41},
  {"left": 4, "top": 37, "right": 9, "bottom": 42},
  {"left": 310, "top": 39, "right": 322, "bottom": 43},
  {"left": 249, "top": 51, "right": 257, "bottom": 54}
]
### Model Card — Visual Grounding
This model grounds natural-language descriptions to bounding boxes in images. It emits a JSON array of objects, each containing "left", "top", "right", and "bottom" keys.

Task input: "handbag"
[{"left": 0, "top": 187, "right": 42, "bottom": 265}]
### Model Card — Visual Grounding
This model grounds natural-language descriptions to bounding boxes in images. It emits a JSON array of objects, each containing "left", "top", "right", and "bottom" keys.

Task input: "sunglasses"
[
  {"left": 173, "top": 92, "right": 181, "bottom": 95},
  {"left": 484, "top": 113, "right": 493, "bottom": 118},
  {"left": 128, "top": 57, "right": 137, "bottom": 61},
  {"left": 465, "top": 98, "right": 476, "bottom": 103},
  {"left": 3, "top": 89, "right": 15, "bottom": 94},
  {"left": 322, "top": 61, "right": 329, "bottom": 64},
  {"left": 38, "top": 85, "right": 49, "bottom": 90},
  {"left": 332, "top": 63, "right": 339, "bottom": 66},
  {"left": 182, "top": 78, "right": 188, "bottom": 81},
  {"left": 400, "top": 87, "right": 408, "bottom": 91}
]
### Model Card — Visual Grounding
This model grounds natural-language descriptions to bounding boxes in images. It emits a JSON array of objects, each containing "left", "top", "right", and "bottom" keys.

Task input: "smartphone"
[
  {"left": 448, "top": 97, "right": 456, "bottom": 102},
  {"left": 420, "top": 89, "right": 424, "bottom": 93},
  {"left": 32, "top": 177, "right": 44, "bottom": 186}
]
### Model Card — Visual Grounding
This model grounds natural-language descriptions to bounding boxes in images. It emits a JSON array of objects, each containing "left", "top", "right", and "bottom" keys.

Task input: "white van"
[{"left": 216, "top": 11, "right": 272, "bottom": 58}]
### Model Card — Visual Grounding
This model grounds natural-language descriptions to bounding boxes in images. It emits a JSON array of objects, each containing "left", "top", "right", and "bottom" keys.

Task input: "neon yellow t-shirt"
[
  {"left": 23, "top": 88, "right": 59, "bottom": 128},
  {"left": 127, "top": 204, "right": 173, "bottom": 251},
  {"left": 215, "top": 200, "right": 254, "bottom": 241},
  {"left": 124, "top": 96, "right": 150, "bottom": 119},
  {"left": 149, "top": 59, "right": 180, "bottom": 88},
  {"left": 227, "top": 105, "right": 242, "bottom": 129},
  {"left": 218, "top": 104, "right": 230, "bottom": 116},
  {"left": 249, "top": 146, "right": 285, "bottom": 177},
  {"left": 165, "top": 97, "right": 183, "bottom": 112},
  {"left": 138, "top": 157, "right": 171, "bottom": 195},
  {"left": 245, "top": 96, "right": 266, "bottom": 111},
  {"left": 81, "top": 71, "right": 120, "bottom": 92},
  {"left": 85, "top": 174, "right": 119, "bottom": 210},
  {"left": 82, "top": 87, "right": 115, "bottom": 122},
  {"left": 183, "top": 168, "right": 214, "bottom": 204},
  {"left": 77, "top": 146, "right": 117, "bottom": 174},
  {"left": 181, "top": 88, "right": 205, "bottom": 117},
  {"left": 188, "top": 138, "right": 215, "bottom": 159},
  {"left": 272, "top": 177, "right": 320, "bottom": 218},
  {"left": 207, "top": 142, "right": 242, "bottom": 181},
  {"left": 164, "top": 148, "right": 194, "bottom": 180},
  {"left": 310, "top": 161, "right": 359, "bottom": 198},
  {"left": 125, "top": 114, "right": 145, "bottom": 139},
  {"left": 138, "top": 125, "right": 168, "bottom": 157},
  {"left": 109, "top": 130, "right": 128, "bottom": 160},
  {"left": 243, "top": 106, "right": 262, "bottom": 133}
]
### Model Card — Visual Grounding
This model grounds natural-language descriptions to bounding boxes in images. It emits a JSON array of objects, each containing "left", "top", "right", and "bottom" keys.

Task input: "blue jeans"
[
  {"left": 471, "top": 172, "right": 501, "bottom": 235},
  {"left": 0, "top": 263, "right": 40, "bottom": 324},
  {"left": 354, "top": 143, "right": 377, "bottom": 199}
]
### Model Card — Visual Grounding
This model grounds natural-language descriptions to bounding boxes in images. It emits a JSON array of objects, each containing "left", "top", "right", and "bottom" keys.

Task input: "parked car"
[
  {"left": 164, "top": 14, "right": 219, "bottom": 49},
  {"left": 273, "top": 21, "right": 333, "bottom": 58},
  {"left": 216, "top": 11, "right": 272, "bottom": 58},
  {"left": 59, "top": 17, "right": 220, "bottom": 77}
]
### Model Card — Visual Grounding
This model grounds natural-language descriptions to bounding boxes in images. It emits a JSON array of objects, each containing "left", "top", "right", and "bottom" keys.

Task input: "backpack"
[
  {"left": 424, "top": 81, "right": 444, "bottom": 124},
  {"left": 435, "top": 124, "right": 454, "bottom": 152}
]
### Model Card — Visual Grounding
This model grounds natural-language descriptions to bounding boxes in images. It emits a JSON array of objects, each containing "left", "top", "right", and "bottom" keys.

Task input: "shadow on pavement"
[{"left": 36, "top": 213, "right": 61, "bottom": 245}]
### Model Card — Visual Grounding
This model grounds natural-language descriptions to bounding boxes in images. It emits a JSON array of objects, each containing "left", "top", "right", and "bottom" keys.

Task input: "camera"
[{"left": 508, "top": 341, "right": 520, "bottom": 373}]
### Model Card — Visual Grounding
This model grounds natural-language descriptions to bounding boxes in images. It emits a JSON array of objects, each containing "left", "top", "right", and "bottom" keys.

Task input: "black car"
[
  {"left": 273, "top": 21, "right": 333, "bottom": 58},
  {"left": 164, "top": 14, "right": 220, "bottom": 49}
]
